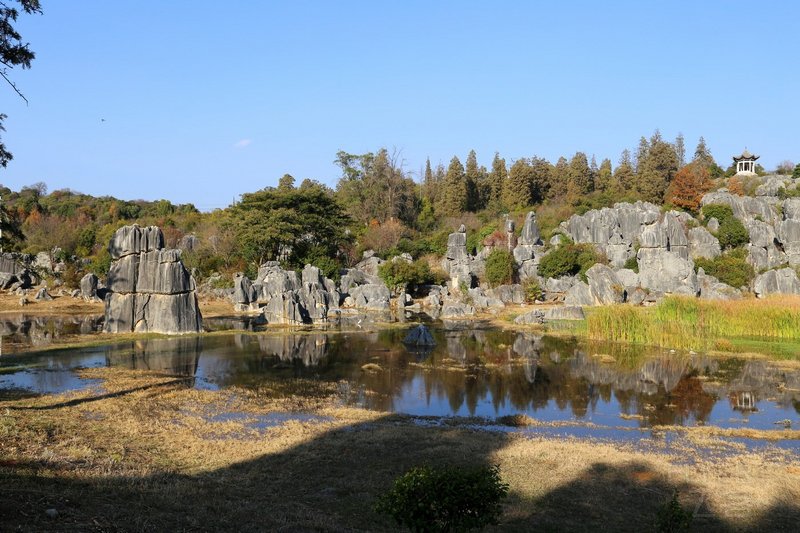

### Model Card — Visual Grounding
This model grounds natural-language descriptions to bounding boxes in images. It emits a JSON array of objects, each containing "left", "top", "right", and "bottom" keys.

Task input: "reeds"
[{"left": 587, "top": 295, "right": 800, "bottom": 350}]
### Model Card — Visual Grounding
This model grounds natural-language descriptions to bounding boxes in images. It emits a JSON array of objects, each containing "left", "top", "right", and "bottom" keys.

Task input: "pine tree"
[
  {"left": 488, "top": 152, "right": 507, "bottom": 207},
  {"left": 465, "top": 149, "right": 481, "bottom": 212},
  {"left": 436, "top": 156, "right": 468, "bottom": 217},
  {"left": 635, "top": 136, "right": 650, "bottom": 174},
  {"left": 503, "top": 158, "right": 533, "bottom": 208},
  {"left": 675, "top": 132, "right": 686, "bottom": 167},
  {"left": 637, "top": 131, "right": 679, "bottom": 203},
  {"left": 567, "top": 151, "right": 592, "bottom": 198},
  {"left": 614, "top": 150, "right": 636, "bottom": 193},
  {"left": 422, "top": 157, "right": 436, "bottom": 203},
  {"left": 596, "top": 158, "right": 614, "bottom": 192},
  {"left": 693, "top": 136, "right": 715, "bottom": 168},
  {"left": 529, "top": 156, "right": 551, "bottom": 203},
  {"left": 549, "top": 156, "right": 569, "bottom": 199}
]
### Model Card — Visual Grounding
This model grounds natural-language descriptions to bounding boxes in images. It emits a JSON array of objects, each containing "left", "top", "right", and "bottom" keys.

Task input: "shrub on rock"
[
  {"left": 716, "top": 216, "right": 749, "bottom": 250},
  {"left": 485, "top": 249, "right": 516, "bottom": 287},
  {"left": 538, "top": 243, "right": 600, "bottom": 281},
  {"left": 695, "top": 249, "right": 754, "bottom": 288}
]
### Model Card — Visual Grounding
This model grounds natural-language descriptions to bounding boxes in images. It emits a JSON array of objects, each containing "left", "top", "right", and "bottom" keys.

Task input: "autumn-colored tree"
[{"left": 666, "top": 162, "right": 712, "bottom": 212}]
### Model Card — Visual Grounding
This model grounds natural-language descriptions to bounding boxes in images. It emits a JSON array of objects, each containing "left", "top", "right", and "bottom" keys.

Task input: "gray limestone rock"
[
  {"left": 109, "top": 225, "right": 164, "bottom": 259},
  {"left": 34, "top": 287, "right": 53, "bottom": 301},
  {"left": 514, "top": 309, "right": 545, "bottom": 325},
  {"left": 753, "top": 268, "right": 800, "bottom": 297},
  {"left": 403, "top": 324, "right": 436, "bottom": 346},
  {"left": 701, "top": 191, "right": 776, "bottom": 224},
  {"left": 80, "top": 273, "right": 99, "bottom": 300},
  {"left": 348, "top": 283, "right": 391, "bottom": 310},
  {"left": 103, "top": 225, "right": 202, "bottom": 334},
  {"left": 564, "top": 282, "right": 594, "bottom": 306},
  {"left": 776, "top": 219, "right": 800, "bottom": 266},
  {"left": 440, "top": 302, "right": 476, "bottom": 318},
  {"left": 688, "top": 226, "right": 721, "bottom": 260},
  {"left": 707, "top": 217, "right": 720, "bottom": 232},
  {"left": 487, "top": 284, "right": 525, "bottom": 305},
  {"left": 262, "top": 291, "right": 305, "bottom": 325},
  {"left": 637, "top": 248, "right": 698, "bottom": 295},
  {"left": 627, "top": 288, "right": 648, "bottom": 306},
  {"left": 614, "top": 268, "right": 639, "bottom": 288},
  {"left": 467, "top": 287, "right": 505, "bottom": 310},
  {"left": 585, "top": 264, "right": 624, "bottom": 305},
  {"left": 543, "top": 306, "right": 585, "bottom": 320},
  {"left": 518, "top": 211, "right": 542, "bottom": 246}
]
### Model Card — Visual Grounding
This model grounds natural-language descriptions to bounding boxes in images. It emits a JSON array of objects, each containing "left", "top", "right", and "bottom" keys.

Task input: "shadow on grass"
[
  {"left": 2, "top": 411, "right": 799, "bottom": 532},
  {"left": 4, "top": 377, "right": 194, "bottom": 411}
]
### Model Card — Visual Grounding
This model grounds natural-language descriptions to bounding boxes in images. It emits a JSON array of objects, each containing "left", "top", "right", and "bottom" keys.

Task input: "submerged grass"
[{"left": 587, "top": 296, "right": 800, "bottom": 351}]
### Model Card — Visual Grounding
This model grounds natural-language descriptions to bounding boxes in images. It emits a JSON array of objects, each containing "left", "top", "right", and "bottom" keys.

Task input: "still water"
[{"left": 2, "top": 319, "right": 799, "bottom": 433}]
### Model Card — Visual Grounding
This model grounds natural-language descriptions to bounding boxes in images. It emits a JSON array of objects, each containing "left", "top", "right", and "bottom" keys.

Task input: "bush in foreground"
[
  {"left": 375, "top": 464, "right": 509, "bottom": 532},
  {"left": 379, "top": 259, "right": 442, "bottom": 293}
]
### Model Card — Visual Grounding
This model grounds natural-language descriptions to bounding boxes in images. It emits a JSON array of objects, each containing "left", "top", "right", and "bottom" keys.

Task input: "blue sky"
[{"left": 1, "top": 1, "right": 798, "bottom": 210}]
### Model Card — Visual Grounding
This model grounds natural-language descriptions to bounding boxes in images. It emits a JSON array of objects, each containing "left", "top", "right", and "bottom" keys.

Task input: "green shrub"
[
  {"left": 695, "top": 249, "right": 754, "bottom": 288},
  {"left": 523, "top": 278, "right": 543, "bottom": 303},
  {"left": 656, "top": 492, "right": 693, "bottom": 532},
  {"left": 701, "top": 203, "right": 733, "bottom": 225},
  {"left": 485, "top": 249, "right": 516, "bottom": 287},
  {"left": 716, "top": 216, "right": 749, "bottom": 250},
  {"left": 538, "top": 243, "right": 600, "bottom": 281},
  {"left": 375, "top": 464, "right": 509, "bottom": 532},
  {"left": 379, "top": 259, "right": 436, "bottom": 292},
  {"left": 623, "top": 255, "right": 639, "bottom": 273}
]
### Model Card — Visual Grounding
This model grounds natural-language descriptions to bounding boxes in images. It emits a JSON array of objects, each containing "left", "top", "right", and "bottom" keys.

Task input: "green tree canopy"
[
  {"left": 436, "top": 156, "right": 468, "bottom": 217},
  {"left": 232, "top": 182, "right": 352, "bottom": 268}
]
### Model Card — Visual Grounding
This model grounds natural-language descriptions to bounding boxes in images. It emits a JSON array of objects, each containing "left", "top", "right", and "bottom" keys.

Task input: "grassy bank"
[
  {"left": 587, "top": 296, "right": 800, "bottom": 351},
  {"left": 1, "top": 367, "right": 799, "bottom": 531}
]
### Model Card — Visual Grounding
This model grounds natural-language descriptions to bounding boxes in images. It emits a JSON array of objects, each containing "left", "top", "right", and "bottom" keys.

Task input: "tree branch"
[{"left": 0, "top": 67, "right": 27, "bottom": 104}]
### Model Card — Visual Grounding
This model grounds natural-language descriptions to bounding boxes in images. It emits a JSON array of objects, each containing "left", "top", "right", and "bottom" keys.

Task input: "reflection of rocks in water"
[
  {"left": 0, "top": 315, "right": 104, "bottom": 349},
  {"left": 512, "top": 333, "right": 542, "bottom": 358},
  {"left": 106, "top": 337, "right": 202, "bottom": 376},
  {"left": 704, "top": 360, "right": 800, "bottom": 414},
  {"left": 522, "top": 354, "right": 538, "bottom": 384},
  {"left": 637, "top": 358, "right": 687, "bottom": 395},
  {"left": 256, "top": 334, "right": 328, "bottom": 366},
  {"left": 445, "top": 334, "right": 466, "bottom": 362}
]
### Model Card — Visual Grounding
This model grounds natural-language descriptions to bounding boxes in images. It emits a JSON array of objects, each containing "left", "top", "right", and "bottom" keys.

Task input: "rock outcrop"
[
  {"left": 753, "top": 268, "right": 800, "bottom": 297},
  {"left": 442, "top": 225, "right": 474, "bottom": 289},
  {"left": 104, "top": 225, "right": 202, "bottom": 334},
  {"left": 513, "top": 211, "right": 544, "bottom": 279}
]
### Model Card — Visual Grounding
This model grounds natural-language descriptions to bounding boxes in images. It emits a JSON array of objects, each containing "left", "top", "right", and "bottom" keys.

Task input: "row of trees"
[{"left": 0, "top": 133, "right": 795, "bottom": 285}]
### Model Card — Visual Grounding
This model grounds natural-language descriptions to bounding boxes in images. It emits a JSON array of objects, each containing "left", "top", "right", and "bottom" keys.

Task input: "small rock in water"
[{"left": 45, "top": 508, "right": 58, "bottom": 519}]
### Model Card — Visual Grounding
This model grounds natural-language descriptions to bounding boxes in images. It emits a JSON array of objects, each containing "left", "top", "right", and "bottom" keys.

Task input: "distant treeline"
[{"left": 1, "top": 131, "right": 797, "bottom": 285}]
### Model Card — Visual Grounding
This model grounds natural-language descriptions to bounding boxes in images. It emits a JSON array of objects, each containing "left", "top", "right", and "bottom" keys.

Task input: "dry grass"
[{"left": 1, "top": 367, "right": 799, "bottom": 531}]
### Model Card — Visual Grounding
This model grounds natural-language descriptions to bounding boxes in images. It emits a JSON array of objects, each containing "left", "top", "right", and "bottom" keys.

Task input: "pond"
[{"left": 2, "top": 317, "right": 799, "bottom": 437}]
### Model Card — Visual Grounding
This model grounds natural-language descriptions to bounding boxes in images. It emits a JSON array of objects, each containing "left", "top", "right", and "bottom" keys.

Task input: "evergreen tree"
[
  {"left": 794, "top": 163, "right": 800, "bottom": 180},
  {"left": 567, "top": 151, "right": 592, "bottom": 198},
  {"left": 487, "top": 152, "right": 507, "bottom": 207},
  {"left": 465, "top": 149, "right": 481, "bottom": 212},
  {"left": 422, "top": 157, "right": 437, "bottom": 204},
  {"left": 503, "top": 158, "right": 533, "bottom": 208},
  {"left": 549, "top": 156, "right": 569, "bottom": 199},
  {"left": 529, "top": 156, "right": 551, "bottom": 203},
  {"left": 635, "top": 136, "right": 650, "bottom": 174},
  {"left": 614, "top": 150, "right": 636, "bottom": 194},
  {"left": 675, "top": 132, "right": 686, "bottom": 167},
  {"left": 596, "top": 158, "right": 614, "bottom": 192},
  {"left": 278, "top": 174, "right": 295, "bottom": 191},
  {"left": 436, "top": 156, "right": 468, "bottom": 216},
  {"left": 693, "top": 136, "right": 715, "bottom": 168},
  {"left": 637, "top": 131, "right": 679, "bottom": 203}
]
